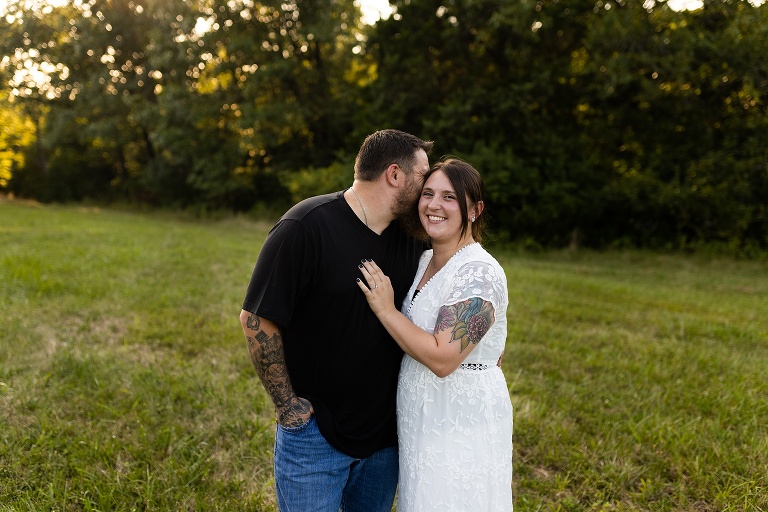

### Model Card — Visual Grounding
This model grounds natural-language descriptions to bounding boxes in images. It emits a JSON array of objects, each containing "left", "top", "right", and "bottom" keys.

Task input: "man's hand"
[{"left": 278, "top": 397, "right": 314, "bottom": 428}]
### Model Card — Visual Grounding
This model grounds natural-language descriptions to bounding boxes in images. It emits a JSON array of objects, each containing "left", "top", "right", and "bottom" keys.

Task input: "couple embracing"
[{"left": 240, "top": 129, "right": 513, "bottom": 511}]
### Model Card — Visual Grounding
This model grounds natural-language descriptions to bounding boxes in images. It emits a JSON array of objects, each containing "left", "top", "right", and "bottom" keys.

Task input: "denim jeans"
[{"left": 273, "top": 416, "right": 398, "bottom": 512}]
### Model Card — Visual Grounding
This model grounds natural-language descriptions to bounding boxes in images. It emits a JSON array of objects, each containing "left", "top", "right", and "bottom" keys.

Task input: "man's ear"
[{"left": 385, "top": 164, "right": 401, "bottom": 187}]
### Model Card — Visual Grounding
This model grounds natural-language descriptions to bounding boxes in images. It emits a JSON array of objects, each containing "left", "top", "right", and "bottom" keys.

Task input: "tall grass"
[{"left": 1, "top": 199, "right": 766, "bottom": 511}]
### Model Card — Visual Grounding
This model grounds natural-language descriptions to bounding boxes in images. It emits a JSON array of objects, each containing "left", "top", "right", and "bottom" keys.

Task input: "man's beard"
[{"left": 394, "top": 191, "right": 427, "bottom": 241}]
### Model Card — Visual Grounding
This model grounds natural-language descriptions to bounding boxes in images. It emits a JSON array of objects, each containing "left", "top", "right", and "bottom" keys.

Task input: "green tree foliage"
[
  {"left": 0, "top": 0, "right": 362, "bottom": 207},
  {"left": 1, "top": 0, "right": 205, "bottom": 203},
  {"left": 1, "top": 0, "right": 765, "bottom": 250},
  {"left": 573, "top": 0, "right": 768, "bottom": 248},
  {"left": 364, "top": 0, "right": 767, "bottom": 250},
  {"left": 195, "top": 0, "right": 363, "bottom": 206},
  {"left": 0, "top": 93, "right": 36, "bottom": 190},
  {"left": 364, "top": 0, "right": 610, "bottom": 245}
]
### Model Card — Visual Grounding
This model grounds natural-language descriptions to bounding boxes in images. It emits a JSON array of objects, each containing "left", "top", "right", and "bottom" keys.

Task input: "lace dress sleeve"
[{"left": 445, "top": 260, "right": 507, "bottom": 311}]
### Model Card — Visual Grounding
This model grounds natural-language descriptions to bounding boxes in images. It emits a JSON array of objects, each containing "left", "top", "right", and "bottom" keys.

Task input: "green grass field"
[{"left": 1, "top": 198, "right": 766, "bottom": 511}]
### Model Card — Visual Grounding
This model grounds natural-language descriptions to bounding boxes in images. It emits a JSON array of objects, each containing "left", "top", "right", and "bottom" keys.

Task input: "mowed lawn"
[{"left": 1, "top": 199, "right": 766, "bottom": 511}]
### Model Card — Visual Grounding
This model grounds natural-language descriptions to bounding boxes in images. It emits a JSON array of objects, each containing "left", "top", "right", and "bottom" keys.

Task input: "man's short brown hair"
[{"left": 354, "top": 129, "right": 434, "bottom": 181}]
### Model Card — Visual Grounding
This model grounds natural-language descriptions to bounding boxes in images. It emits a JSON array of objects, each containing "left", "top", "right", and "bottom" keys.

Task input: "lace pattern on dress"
[{"left": 395, "top": 243, "right": 513, "bottom": 511}]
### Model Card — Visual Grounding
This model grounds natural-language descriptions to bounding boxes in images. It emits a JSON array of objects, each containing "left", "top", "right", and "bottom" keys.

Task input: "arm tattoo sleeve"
[
  {"left": 434, "top": 297, "right": 495, "bottom": 352},
  {"left": 244, "top": 313, "right": 310, "bottom": 427}
]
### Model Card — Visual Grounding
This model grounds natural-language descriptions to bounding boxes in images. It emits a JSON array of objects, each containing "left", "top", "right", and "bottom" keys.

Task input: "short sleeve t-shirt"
[{"left": 242, "top": 191, "right": 425, "bottom": 458}]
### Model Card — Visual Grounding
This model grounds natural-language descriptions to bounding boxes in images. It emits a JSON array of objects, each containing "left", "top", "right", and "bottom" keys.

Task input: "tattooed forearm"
[
  {"left": 434, "top": 298, "right": 495, "bottom": 352},
  {"left": 245, "top": 314, "right": 261, "bottom": 331},
  {"left": 242, "top": 312, "right": 311, "bottom": 427}
]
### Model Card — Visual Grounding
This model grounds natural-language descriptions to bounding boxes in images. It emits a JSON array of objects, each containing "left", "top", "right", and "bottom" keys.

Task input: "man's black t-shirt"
[{"left": 242, "top": 191, "right": 425, "bottom": 458}]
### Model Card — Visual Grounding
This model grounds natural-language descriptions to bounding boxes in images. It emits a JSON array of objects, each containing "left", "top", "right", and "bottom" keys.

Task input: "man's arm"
[{"left": 239, "top": 310, "right": 312, "bottom": 427}]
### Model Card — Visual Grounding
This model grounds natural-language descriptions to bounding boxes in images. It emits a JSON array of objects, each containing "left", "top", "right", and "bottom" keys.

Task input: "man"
[{"left": 240, "top": 129, "right": 433, "bottom": 511}]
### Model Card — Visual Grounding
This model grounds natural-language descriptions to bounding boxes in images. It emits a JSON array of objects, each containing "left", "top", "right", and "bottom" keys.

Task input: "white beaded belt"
[{"left": 458, "top": 363, "right": 491, "bottom": 370}]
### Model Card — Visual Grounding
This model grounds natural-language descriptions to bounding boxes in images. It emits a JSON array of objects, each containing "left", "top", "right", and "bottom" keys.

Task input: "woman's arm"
[{"left": 357, "top": 260, "right": 495, "bottom": 377}]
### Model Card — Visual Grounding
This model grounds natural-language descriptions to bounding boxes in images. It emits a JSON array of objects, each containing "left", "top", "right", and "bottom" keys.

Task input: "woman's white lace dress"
[{"left": 396, "top": 243, "right": 513, "bottom": 511}]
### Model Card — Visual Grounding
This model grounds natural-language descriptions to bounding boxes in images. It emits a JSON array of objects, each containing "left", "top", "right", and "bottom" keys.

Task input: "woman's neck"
[
  {"left": 416, "top": 237, "right": 475, "bottom": 290},
  {"left": 430, "top": 236, "right": 476, "bottom": 272}
]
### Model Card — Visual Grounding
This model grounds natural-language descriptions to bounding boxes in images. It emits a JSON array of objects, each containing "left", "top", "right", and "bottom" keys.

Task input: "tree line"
[{"left": 1, "top": 0, "right": 766, "bottom": 251}]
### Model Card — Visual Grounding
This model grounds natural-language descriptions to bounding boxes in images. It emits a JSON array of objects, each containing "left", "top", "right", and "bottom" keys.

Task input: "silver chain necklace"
[{"left": 350, "top": 187, "right": 369, "bottom": 227}]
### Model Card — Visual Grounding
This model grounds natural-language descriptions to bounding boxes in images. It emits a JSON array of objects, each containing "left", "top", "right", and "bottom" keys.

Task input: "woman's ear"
[{"left": 473, "top": 200, "right": 485, "bottom": 220}]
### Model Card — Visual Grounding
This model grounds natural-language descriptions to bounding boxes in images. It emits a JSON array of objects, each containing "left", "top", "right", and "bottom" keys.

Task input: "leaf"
[{"left": 451, "top": 323, "right": 468, "bottom": 342}]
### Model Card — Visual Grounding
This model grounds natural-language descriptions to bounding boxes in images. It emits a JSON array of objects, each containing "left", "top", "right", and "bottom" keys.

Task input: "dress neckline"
[{"left": 408, "top": 242, "right": 479, "bottom": 311}]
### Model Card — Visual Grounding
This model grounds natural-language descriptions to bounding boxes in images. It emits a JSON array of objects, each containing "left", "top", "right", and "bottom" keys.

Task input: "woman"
[{"left": 357, "top": 158, "right": 512, "bottom": 511}]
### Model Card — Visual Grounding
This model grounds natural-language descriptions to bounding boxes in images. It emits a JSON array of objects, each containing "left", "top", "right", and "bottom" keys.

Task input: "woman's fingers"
[
  {"left": 362, "top": 260, "right": 383, "bottom": 285},
  {"left": 363, "top": 259, "right": 383, "bottom": 275},
  {"left": 361, "top": 260, "right": 393, "bottom": 293},
  {"left": 358, "top": 259, "right": 389, "bottom": 292},
  {"left": 358, "top": 261, "right": 378, "bottom": 291},
  {"left": 357, "top": 260, "right": 395, "bottom": 318},
  {"left": 355, "top": 277, "right": 370, "bottom": 294}
]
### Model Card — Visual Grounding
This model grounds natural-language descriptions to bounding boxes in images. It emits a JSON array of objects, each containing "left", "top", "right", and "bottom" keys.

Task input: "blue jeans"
[{"left": 274, "top": 416, "right": 398, "bottom": 512}]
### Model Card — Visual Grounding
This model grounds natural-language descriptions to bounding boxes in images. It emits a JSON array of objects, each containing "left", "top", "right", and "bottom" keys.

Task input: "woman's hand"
[{"left": 356, "top": 259, "right": 396, "bottom": 317}]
